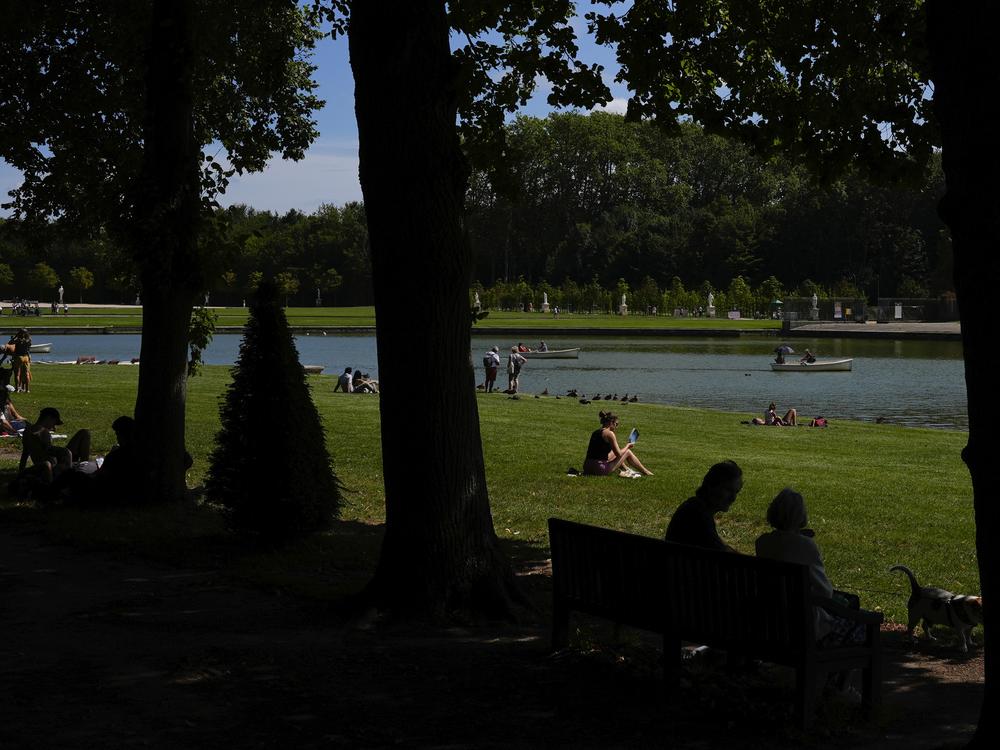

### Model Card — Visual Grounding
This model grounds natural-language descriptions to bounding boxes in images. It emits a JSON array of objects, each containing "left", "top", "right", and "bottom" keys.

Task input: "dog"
[{"left": 890, "top": 564, "right": 983, "bottom": 652}]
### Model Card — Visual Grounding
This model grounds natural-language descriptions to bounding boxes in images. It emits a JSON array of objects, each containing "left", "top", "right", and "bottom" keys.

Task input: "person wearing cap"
[
  {"left": 18, "top": 407, "right": 91, "bottom": 482},
  {"left": 482, "top": 346, "right": 500, "bottom": 393}
]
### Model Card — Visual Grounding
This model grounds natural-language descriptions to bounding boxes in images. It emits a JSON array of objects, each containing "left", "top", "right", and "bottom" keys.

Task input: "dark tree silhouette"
[{"left": 207, "top": 280, "right": 341, "bottom": 541}]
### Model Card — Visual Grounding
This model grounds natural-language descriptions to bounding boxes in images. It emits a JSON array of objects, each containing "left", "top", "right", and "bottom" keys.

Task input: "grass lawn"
[
  {"left": 0, "top": 361, "right": 974, "bottom": 623},
  {"left": 6, "top": 305, "right": 780, "bottom": 331}
]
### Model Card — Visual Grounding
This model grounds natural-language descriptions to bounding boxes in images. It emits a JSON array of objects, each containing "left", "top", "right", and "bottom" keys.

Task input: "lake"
[{"left": 30, "top": 333, "right": 968, "bottom": 430}]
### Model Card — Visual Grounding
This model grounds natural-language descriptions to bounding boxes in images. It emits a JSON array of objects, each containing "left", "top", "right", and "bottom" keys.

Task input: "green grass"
[
  {"left": 0, "top": 362, "right": 974, "bottom": 622},
  {"left": 7, "top": 305, "right": 780, "bottom": 331}
]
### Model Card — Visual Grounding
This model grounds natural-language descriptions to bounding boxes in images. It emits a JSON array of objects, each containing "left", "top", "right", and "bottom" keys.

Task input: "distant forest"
[{"left": 0, "top": 112, "right": 948, "bottom": 307}]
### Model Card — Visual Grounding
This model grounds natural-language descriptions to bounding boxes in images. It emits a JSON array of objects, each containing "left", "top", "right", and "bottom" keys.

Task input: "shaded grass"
[{"left": 0, "top": 362, "right": 974, "bottom": 622}]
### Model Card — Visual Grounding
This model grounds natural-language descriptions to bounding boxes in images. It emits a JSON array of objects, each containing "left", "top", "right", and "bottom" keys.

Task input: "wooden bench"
[{"left": 548, "top": 517, "right": 883, "bottom": 729}]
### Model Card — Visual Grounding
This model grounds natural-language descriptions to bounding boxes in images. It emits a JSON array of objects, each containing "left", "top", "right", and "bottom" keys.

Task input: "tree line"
[{"left": 3, "top": 113, "right": 948, "bottom": 308}]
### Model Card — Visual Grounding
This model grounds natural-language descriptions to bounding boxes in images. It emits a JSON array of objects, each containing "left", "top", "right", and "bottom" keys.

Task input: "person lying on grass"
[
  {"left": 582, "top": 409, "right": 653, "bottom": 477},
  {"left": 18, "top": 406, "right": 91, "bottom": 482}
]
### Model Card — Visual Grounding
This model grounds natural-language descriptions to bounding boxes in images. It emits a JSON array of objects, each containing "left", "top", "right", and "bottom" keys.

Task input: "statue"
[
  {"left": 707, "top": 291, "right": 714, "bottom": 308},
  {"left": 543, "top": 292, "right": 548, "bottom": 304},
  {"left": 474, "top": 291, "right": 481, "bottom": 308},
  {"left": 621, "top": 293, "right": 627, "bottom": 307},
  {"left": 811, "top": 293, "right": 818, "bottom": 309},
  {"left": 58, "top": 284, "right": 64, "bottom": 304}
]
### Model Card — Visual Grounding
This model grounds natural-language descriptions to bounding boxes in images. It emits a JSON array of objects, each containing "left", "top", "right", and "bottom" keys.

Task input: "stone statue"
[
  {"left": 474, "top": 291, "right": 481, "bottom": 308},
  {"left": 621, "top": 293, "right": 627, "bottom": 307},
  {"left": 707, "top": 291, "right": 714, "bottom": 308},
  {"left": 543, "top": 292, "right": 548, "bottom": 304},
  {"left": 811, "top": 293, "right": 818, "bottom": 309},
  {"left": 58, "top": 284, "right": 64, "bottom": 304}
]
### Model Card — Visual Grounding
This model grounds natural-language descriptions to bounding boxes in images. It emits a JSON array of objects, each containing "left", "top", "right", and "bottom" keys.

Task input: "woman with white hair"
[{"left": 756, "top": 488, "right": 868, "bottom": 696}]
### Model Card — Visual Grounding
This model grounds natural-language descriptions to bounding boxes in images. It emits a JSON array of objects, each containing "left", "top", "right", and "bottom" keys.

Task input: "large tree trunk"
[
  {"left": 131, "top": 0, "right": 201, "bottom": 504},
  {"left": 927, "top": 3, "right": 998, "bottom": 744},
  {"left": 348, "top": 2, "right": 522, "bottom": 618}
]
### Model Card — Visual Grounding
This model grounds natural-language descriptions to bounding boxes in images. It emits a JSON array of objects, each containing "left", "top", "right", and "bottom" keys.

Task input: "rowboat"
[
  {"left": 29, "top": 343, "right": 52, "bottom": 354},
  {"left": 520, "top": 348, "right": 580, "bottom": 359},
  {"left": 303, "top": 365, "right": 325, "bottom": 374},
  {"left": 770, "top": 358, "right": 853, "bottom": 372}
]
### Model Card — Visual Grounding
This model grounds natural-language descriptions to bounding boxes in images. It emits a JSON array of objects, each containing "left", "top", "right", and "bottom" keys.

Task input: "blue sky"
[{"left": 1, "top": 18, "right": 628, "bottom": 217}]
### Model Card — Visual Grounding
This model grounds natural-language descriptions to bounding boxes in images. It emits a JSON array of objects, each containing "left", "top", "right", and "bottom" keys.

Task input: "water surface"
[{"left": 32, "top": 333, "right": 967, "bottom": 430}]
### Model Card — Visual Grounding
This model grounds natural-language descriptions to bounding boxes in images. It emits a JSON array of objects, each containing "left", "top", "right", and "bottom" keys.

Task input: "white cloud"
[
  {"left": 219, "top": 140, "right": 362, "bottom": 213},
  {"left": 593, "top": 98, "right": 629, "bottom": 115},
  {"left": 2, "top": 142, "right": 363, "bottom": 219}
]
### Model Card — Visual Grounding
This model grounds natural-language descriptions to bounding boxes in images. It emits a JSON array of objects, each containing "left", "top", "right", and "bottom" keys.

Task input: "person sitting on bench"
[{"left": 665, "top": 460, "right": 743, "bottom": 552}]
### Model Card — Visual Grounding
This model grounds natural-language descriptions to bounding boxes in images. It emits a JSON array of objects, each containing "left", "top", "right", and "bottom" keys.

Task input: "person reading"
[{"left": 582, "top": 410, "right": 652, "bottom": 477}]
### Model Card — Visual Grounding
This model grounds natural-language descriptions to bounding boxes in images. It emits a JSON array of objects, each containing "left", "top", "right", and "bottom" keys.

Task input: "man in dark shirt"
[{"left": 665, "top": 460, "right": 744, "bottom": 552}]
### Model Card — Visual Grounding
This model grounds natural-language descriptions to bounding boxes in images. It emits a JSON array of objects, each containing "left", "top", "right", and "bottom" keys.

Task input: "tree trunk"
[
  {"left": 927, "top": 3, "right": 998, "bottom": 744},
  {"left": 348, "top": 2, "right": 522, "bottom": 618},
  {"left": 130, "top": 0, "right": 201, "bottom": 504}
]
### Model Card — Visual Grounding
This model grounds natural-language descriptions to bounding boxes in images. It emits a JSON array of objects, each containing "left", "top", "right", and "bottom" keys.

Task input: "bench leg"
[
  {"left": 552, "top": 597, "right": 570, "bottom": 650},
  {"left": 795, "top": 662, "right": 816, "bottom": 731},
  {"left": 663, "top": 630, "right": 682, "bottom": 694}
]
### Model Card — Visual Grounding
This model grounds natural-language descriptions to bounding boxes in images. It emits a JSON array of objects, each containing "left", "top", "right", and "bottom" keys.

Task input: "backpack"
[{"left": 483, "top": 355, "right": 493, "bottom": 368}]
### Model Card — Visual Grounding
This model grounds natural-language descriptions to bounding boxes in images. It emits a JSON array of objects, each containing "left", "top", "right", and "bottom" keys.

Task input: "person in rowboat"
[
  {"left": 538, "top": 341, "right": 548, "bottom": 352},
  {"left": 800, "top": 349, "right": 817, "bottom": 364}
]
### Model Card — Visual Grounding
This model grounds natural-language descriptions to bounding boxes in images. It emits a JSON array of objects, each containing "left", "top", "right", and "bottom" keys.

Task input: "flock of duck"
[{"left": 562, "top": 389, "right": 639, "bottom": 405}]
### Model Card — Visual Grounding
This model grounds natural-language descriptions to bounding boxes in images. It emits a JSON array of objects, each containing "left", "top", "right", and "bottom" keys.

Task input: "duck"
[
  {"left": 620, "top": 393, "right": 629, "bottom": 402},
  {"left": 541, "top": 388, "right": 549, "bottom": 396},
  {"left": 629, "top": 395, "right": 638, "bottom": 402},
  {"left": 579, "top": 398, "right": 591, "bottom": 405},
  {"left": 604, "top": 394, "right": 613, "bottom": 400}
]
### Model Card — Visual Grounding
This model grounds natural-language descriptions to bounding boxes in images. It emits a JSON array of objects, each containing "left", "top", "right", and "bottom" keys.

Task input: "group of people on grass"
[
  {"left": 11, "top": 405, "right": 151, "bottom": 505},
  {"left": 334, "top": 367, "right": 379, "bottom": 394}
]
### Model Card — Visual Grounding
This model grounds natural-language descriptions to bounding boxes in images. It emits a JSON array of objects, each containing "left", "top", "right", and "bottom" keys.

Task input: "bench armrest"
[{"left": 812, "top": 595, "right": 884, "bottom": 624}]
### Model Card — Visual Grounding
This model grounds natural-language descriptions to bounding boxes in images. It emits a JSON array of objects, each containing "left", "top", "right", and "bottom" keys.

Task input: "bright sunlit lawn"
[{"left": 0, "top": 360, "right": 974, "bottom": 623}]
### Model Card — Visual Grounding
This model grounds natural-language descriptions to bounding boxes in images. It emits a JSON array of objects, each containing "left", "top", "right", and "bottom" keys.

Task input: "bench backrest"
[{"left": 549, "top": 518, "right": 813, "bottom": 657}]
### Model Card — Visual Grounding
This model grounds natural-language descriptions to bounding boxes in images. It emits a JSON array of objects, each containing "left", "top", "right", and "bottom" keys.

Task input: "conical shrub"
[{"left": 206, "top": 280, "right": 341, "bottom": 541}]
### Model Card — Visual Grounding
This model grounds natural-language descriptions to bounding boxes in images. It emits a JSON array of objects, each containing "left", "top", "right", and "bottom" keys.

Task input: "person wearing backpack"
[{"left": 482, "top": 346, "right": 500, "bottom": 393}]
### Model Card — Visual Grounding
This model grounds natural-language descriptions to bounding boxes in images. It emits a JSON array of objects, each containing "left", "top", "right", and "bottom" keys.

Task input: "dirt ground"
[{"left": 0, "top": 523, "right": 983, "bottom": 749}]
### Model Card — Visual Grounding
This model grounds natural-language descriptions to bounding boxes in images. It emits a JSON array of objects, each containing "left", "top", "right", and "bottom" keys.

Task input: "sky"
[{"left": 1, "top": 15, "right": 629, "bottom": 218}]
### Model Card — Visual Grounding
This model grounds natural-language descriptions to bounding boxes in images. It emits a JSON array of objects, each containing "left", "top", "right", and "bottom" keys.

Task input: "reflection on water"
[{"left": 33, "top": 333, "right": 968, "bottom": 430}]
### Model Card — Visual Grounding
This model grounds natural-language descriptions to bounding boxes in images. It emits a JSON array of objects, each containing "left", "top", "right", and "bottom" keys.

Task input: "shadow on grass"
[{"left": 0, "top": 466, "right": 981, "bottom": 747}]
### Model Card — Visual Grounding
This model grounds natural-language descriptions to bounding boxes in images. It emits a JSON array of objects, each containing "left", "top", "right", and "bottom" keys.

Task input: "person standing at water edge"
[
  {"left": 507, "top": 346, "right": 526, "bottom": 393},
  {"left": 665, "top": 461, "right": 743, "bottom": 552},
  {"left": 483, "top": 346, "right": 500, "bottom": 392}
]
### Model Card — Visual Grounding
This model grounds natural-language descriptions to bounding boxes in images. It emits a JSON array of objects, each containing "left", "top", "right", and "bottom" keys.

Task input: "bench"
[{"left": 548, "top": 518, "right": 883, "bottom": 729}]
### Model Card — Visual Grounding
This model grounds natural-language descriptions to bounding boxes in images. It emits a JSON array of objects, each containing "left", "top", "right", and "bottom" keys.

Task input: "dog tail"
[{"left": 890, "top": 564, "right": 921, "bottom": 595}]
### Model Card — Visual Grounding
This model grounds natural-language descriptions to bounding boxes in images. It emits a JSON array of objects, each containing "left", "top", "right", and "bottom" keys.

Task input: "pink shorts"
[{"left": 583, "top": 459, "right": 611, "bottom": 476}]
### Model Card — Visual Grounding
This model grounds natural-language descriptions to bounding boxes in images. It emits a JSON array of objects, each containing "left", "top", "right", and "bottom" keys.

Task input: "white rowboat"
[
  {"left": 771, "top": 358, "right": 853, "bottom": 372},
  {"left": 520, "top": 348, "right": 580, "bottom": 359},
  {"left": 29, "top": 343, "right": 53, "bottom": 354},
  {"left": 303, "top": 365, "right": 325, "bottom": 374}
]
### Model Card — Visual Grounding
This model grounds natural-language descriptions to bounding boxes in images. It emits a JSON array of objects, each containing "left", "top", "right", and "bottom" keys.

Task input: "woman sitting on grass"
[
  {"left": 582, "top": 410, "right": 652, "bottom": 477},
  {"left": 1, "top": 389, "right": 27, "bottom": 434}
]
